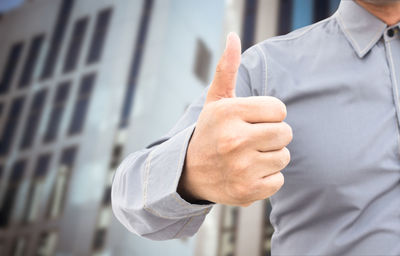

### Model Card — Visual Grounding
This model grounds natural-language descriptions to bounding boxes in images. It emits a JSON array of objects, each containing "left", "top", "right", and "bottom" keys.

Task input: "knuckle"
[
  {"left": 271, "top": 97, "right": 287, "bottom": 120},
  {"left": 274, "top": 148, "right": 291, "bottom": 170},
  {"left": 217, "top": 130, "right": 246, "bottom": 155},
  {"left": 281, "top": 122, "right": 293, "bottom": 144},
  {"left": 214, "top": 98, "right": 237, "bottom": 117},
  {"left": 232, "top": 182, "right": 251, "bottom": 202},
  {"left": 214, "top": 99, "right": 229, "bottom": 114},
  {"left": 270, "top": 173, "right": 285, "bottom": 194},
  {"left": 235, "top": 158, "right": 251, "bottom": 172}
]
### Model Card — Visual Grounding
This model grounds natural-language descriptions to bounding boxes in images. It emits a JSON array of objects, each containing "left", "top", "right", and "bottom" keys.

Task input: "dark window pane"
[
  {"left": 63, "top": 17, "right": 89, "bottom": 73},
  {"left": 0, "top": 102, "right": 3, "bottom": 119},
  {"left": 0, "top": 96, "right": 25, "bottom": 156},
  {"left": 193, "top": 39, "right": 211, "bottom": 84},
  {"left": 36, "top": 231, "right": 58, "bottom": 255},
  {"left": 34, "top": 154, "right": 51, "bottom": 178},
  {"left": 22, "top": 154, "right": 51, "bottom": 224},
  {"left": 46, "top": 147, "right": 77, "bottom": 218},
  {"left": 68, "top": 73, "right": 95, "bottom": 135},
  {"left": 313, "top": 0, "right": 330, "bottom": 23},
  {"left": 102, "top": 186, "right": 111, "bottom": 206},
  {"left": 329, "top": 0, "right": 341, "bottom": 14},
  {"left": 0, "top": 42, "right": 24, "bottom": 94},
  {"left": 278, "top": 0, "right": 293, "bottom": 35},
  {"left": 18, "top": 34, "right": 45, "bottom": 88},
  {"left": 92, "top": 228, "right": 106, "bottom": 251},
  {"left": 0, "top": 159, "right": 27, "bottom": 227},
  {"left": 10, "top": 236, "right": 28, "bottom": 256},
  {"left": 40, "top": 0, "right": 75, "bottom": 79},
  {"left": 43, "top": 81, "right": 71, "bottom": 143},
  {"left": 86, "top": 8, "right": 113, "bottom": 64},
  {"left": 20, "top": 89, "right": 47, "bottom": 149},
  {"left": 241, "top": 0, "right": 257, "bottom": 51},
  {"left": 110, "top": 144, "right": 123, "bottom": 168},
  {"left": 119, "top": 1, "right": 153, "bottom": 128}
]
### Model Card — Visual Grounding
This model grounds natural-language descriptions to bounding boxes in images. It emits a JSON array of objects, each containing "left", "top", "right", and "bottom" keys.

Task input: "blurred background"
[{"left": 0, "top": 0, "right": 340, "bottom": 255}]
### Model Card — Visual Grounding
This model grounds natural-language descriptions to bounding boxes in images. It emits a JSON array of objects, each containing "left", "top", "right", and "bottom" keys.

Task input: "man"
[{"left": 111, "top": 0, "right": 400, "bottom": 255}]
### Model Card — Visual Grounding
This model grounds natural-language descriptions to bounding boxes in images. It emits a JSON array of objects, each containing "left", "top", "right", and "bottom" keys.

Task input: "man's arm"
[
  {"left": 111, "top": 34, "right": 291, "bottom": 240},
  {"left": 111, "top": 91, "right": 212, "bottom": 240}
]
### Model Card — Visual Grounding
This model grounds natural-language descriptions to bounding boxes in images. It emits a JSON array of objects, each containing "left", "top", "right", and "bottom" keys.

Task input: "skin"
[
  {"left": 178, "top": 33, "right": 292, "bottom": 206},
  {"left": 178, "top": 1, "right": 400, "bottom": 207},
  {"left": 357, "top": 0, "right": 400, "bottom": 25}
]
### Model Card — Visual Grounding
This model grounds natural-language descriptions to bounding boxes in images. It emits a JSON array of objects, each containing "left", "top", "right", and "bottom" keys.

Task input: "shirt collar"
[{"left": 335, "top": 0, "right": 387, "bottom": 58}]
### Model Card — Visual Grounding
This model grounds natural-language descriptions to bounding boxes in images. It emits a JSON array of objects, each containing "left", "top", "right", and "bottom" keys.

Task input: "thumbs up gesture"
[{"left": 178, "top": 33, "right": 293, "bottom": 207}]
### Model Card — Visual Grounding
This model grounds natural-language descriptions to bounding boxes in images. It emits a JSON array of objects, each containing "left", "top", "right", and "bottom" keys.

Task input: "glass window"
[
  {"left": 0, "top": 159, "right": 27, "bottom": 227},
  {"left": 0, "top": 42, "right": 24, "bottom": 94},
  {"left": 313, "top": 0, "right": 330, "bottom": 23},
  {"left": 43, "top": 81, "right": 71, "bottom": 143},
  {"left": 68, "top": 73, "right": 95, "bottom": 135},
  {"left": 86, "top": 8, "right": 112, "bottom": 64},
  {"left": 46, "top": 147, "right": 77, "bottom": 219},
  {"left": 63, "top": 17, "right": 89, "bottom": 73},
  {"left": 278, "top": 0, "right": 293, "bottom": 35},
  {"left": 0, "top": 96, "right": 25, "bottom": 156},
  {"left": 241, "top": 0, "right": 257, "bottom": 51},
  {"left": 20, "top": 89, "right": 47, "bottom": 150},
  {"left": 101, "top": 186, "right": 111, "bottom": 206},
  {"left": 193, "top": 39, "right": 211, "bottom": 84},
  {"left": 40, "top": 0, "right": 74, "bottom": 79},
  {"left": 92, "top": 228, "right": 106, "bottom": 252},
  {"left": 119, "top": 1, "right": 153, "bottom": 128},
  {"left": 10, "top": 236, "right": 28, "bottom": 256},
  {"left": 18, "top": 34, "right": 45, "bottom": 88},
  {"left": 109, "top": 144, "right": 123, "bottom": 168},
  {"left": 36, "top": 231, "right": 58, "bottom": 256},
  {"left": 292, "top": 0, "right": 313, "bottom": 30},
  {"left": 0, "top": 102, "right": 3, "bottom": 121},
  {"left": 218, "top": 206, "right": 239, "bottom": 256},
  {"left": 329, "top": 0, "right": 341, "bottom": 14},
  {"left": 281, "top": 0, "right": 339, "bottom": 35},
  {"left": 0, "top": 240, "right": 5, "bottom": 255},
  {"left": 22, "top": 154, "right": 51, "bottom": 224}
]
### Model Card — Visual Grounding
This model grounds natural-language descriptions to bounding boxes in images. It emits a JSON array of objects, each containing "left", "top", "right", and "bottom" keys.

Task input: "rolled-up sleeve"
[{"left": 111, "top": 46, "right": 263, "bottom": 240}]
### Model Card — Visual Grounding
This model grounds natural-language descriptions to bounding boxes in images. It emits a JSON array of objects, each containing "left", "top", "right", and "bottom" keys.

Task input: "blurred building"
[{"left": 0, "top": 0, "right": 340, "bottom": 255}]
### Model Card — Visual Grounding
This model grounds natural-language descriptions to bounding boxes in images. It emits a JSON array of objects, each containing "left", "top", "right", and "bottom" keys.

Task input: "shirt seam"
[
  {"left": 173, "top": 216, "right": 194, "bottom": 238},
  {"left": 144, "top": 201, "right": 208, "bottom": 220},
  {"left": 267, "top": 16, "right": 334, "bottom": 43},
  {"left": 336, "top": 11, "right": 384, "bottom": 57},
  {"left": 385, "top": 41, "right": 400, "bottom": 156},
  {"left": 255, "top": 44, "right": 268, "bottom": 96}
]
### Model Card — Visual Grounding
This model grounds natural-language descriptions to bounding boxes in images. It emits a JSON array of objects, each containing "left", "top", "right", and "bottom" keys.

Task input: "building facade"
[
  {"left": 0, "top": 0, "right": 224, "bottom": 255},
  {"left": 0, "top": 0, "right": 340, "bottom": 255}
]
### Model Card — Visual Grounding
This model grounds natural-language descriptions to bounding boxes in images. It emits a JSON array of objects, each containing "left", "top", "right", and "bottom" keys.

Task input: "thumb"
[{"left": 206, "top": 32, "right": 241, "bottom": 103}]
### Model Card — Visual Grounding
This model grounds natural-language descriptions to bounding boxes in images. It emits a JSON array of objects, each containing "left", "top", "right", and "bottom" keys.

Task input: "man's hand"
[{"left": 178, "top": 33, "right": 293, "bottom": 207}]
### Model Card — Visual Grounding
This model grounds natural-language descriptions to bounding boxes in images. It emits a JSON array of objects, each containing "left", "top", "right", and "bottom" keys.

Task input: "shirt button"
[{"left": 387, "top": 29, "right": 395, "bottom": 37}]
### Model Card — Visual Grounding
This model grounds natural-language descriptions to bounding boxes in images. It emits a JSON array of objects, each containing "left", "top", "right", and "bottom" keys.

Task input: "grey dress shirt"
[{"left": 111, "top": 1, "right": 400, "bottom": 255}]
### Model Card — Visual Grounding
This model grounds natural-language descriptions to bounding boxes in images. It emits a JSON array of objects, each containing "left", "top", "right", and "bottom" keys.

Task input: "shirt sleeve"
[{"left": 111, "top": 45, "right": 265, "bottom": 240}]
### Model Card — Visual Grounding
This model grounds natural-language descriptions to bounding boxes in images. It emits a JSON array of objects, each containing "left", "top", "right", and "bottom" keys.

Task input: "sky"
[{"left": 0, "top": 0, "right": 24, "bottom": 12}]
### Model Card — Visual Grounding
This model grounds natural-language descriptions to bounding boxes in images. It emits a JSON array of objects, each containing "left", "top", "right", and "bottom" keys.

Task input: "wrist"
[{"left": 177, "top": 162, "right": 207, "bottom": 204}]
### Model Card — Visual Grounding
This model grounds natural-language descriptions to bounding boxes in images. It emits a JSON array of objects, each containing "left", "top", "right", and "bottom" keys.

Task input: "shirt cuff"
[{"left": 143, "top": 123, "right": 213, "bottom": 219}]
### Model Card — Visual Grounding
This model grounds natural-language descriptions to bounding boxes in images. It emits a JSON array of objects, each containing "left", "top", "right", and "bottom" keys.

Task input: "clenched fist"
[{"left": 178, "top": 33, "right": 293, "bottom": 207}]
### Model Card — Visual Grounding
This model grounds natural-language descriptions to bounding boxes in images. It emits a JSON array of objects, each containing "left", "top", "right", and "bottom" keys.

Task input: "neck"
[{"left": 356, "top": 0, "right": 400, "bottom": 26}]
